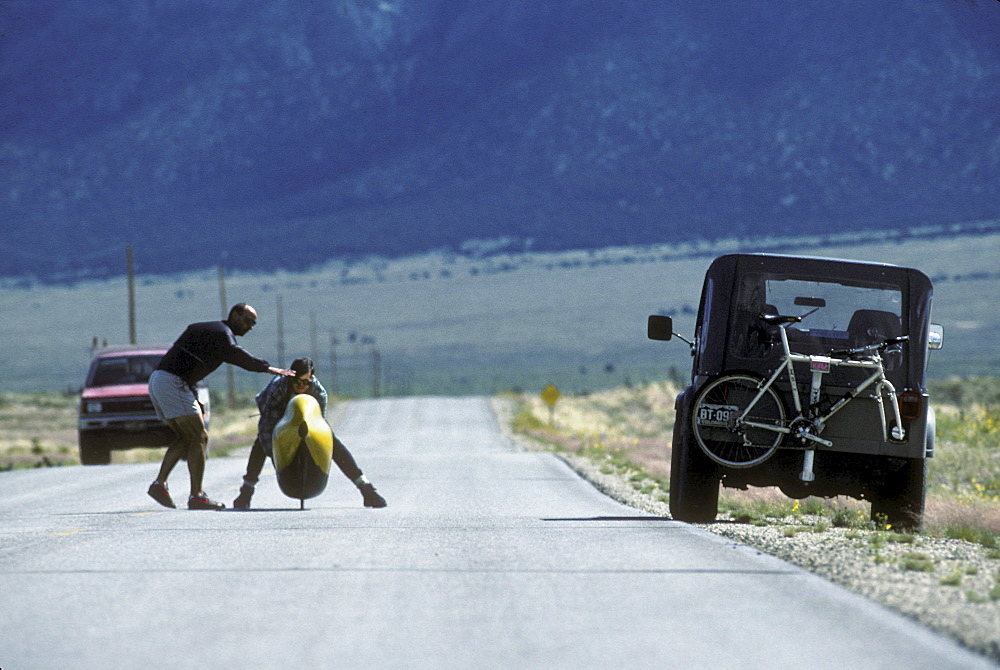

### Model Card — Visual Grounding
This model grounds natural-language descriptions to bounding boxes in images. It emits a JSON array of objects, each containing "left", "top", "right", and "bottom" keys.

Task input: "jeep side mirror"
[
  {"left": 648, "top": 315, "right": 673, "bottom": 341},
  {"left": 928, "top": 323, "right": 944, "bottom": 350}
]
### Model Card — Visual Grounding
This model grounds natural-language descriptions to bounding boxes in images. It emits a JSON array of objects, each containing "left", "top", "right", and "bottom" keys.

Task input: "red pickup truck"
[{"left": 78, "top": 345, "right": 210, "bottom": 465}]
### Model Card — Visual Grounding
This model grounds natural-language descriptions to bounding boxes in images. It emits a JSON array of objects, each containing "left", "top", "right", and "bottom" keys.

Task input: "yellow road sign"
[{"left": 540, "top": 384, "right": 561, "bottom": 408}]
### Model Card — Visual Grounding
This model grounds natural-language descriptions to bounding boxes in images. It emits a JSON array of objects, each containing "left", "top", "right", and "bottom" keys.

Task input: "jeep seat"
[{"left": 847, "top": 309, "right": 901, "bottom": 346}]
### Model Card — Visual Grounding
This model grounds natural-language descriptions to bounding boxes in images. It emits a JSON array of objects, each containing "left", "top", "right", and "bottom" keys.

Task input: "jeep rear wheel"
[
  {"left": 670, "top": 397, "right": 720, "bottom": 523},
  {"left": 870, "top": 457, "right": 927, "bottom": 532}
]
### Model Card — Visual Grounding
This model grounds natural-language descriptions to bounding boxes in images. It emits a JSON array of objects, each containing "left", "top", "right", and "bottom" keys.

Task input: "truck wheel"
[
  {"left": 78, "top": 433, "right": 111, "bottom": 465},
  {"left": 670, "top": 394, "right": 720, "bottom": 523},
  {"left": 870, "top": 457, "right": 926, "bottom": 532}
]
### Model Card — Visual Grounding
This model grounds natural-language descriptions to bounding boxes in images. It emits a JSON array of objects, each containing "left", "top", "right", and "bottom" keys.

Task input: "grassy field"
[
  {"left": 511, "top": 377, "right": 1000, "bottom": 544},
  {"left": 1, "top": 227, "right": 998, "bottom": 396},
  {"left": 3, "top": 227, "right": 998, "bottom": 539}
]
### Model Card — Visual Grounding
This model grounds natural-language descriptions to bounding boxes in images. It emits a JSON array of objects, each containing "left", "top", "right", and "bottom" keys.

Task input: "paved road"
[{"left": 0, "top": 397, "right": 992, "bottom": 669}]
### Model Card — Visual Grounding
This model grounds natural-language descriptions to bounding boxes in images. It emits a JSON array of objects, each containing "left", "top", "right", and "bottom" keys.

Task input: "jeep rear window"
[
  {"left": 731, "top": 272, "right": 904, "bottom": 358},
  {"left": 88, "top": 355, "right": 162, "bottom": 387}
]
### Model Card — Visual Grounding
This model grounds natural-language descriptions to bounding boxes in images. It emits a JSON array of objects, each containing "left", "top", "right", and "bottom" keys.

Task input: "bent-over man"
[{"left": 147, "top": 303, "right": 293, "bottom": 510}]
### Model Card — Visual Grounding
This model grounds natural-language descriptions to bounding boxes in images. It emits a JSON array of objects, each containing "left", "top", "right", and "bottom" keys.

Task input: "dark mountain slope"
[{"left": 1, "top": 0, "right": 998, "bottom": 279}]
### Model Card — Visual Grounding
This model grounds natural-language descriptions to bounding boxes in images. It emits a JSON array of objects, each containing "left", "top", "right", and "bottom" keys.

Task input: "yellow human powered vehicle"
[{"left": 272, "top": 394, "right": 334, "bottom": 509}]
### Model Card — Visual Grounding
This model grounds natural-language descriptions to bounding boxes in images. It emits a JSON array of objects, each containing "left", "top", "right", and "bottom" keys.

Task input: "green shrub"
[
  {"left": 939, "top": 571, "right": 963, "bottom": 586},
  {"left": 900, "top": 552, "right": 936, "bottom": 572},
  {"left": 943, "top": 526, "right": 998, "bottom": 549}
]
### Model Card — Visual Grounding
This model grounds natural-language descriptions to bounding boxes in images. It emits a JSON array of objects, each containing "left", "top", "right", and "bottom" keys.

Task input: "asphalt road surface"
[{"left": 0, "top": 397, "right": 992, "bottom": 669}]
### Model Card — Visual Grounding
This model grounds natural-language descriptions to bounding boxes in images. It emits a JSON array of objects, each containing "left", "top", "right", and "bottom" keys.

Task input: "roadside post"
[{"left": 540, "top": 384, "right": 561, "bottom": 427}]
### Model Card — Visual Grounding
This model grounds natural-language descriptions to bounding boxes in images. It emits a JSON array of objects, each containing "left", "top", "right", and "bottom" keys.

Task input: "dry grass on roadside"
[
  {"left": 511, "top": 380, "right": 1000, "bottom": 542},
  {"left": 924, "top": 498, "right": 1000, "bottom": 538},
  {"left": 0, "top": 392, "right": 79, "bottom": 469},
  {"left": 0, "top": 392, "right": 260, "bottom": 469}
]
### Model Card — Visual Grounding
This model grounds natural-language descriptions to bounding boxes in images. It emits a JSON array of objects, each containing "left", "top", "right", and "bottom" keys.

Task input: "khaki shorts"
[{"left": 148, "top": 369, "right": 201, "bottom": 421}]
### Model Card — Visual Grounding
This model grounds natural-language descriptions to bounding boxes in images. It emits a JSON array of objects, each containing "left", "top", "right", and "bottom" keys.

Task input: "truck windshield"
[{"left": 88, "top": 355, "right": 163, "bottom": 387}]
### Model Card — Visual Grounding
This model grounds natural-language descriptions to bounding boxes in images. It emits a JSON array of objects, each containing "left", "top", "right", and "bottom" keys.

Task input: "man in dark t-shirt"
[{"left": 147, "top": 303, "right": 293, "bottom": 510}]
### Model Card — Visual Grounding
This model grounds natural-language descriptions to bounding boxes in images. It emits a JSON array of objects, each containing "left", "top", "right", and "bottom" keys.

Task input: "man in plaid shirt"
[{"left": 233, "top": 357, "right": 386, "bottom": 509}]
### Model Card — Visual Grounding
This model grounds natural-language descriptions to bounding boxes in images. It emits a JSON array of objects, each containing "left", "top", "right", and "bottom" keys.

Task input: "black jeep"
[{"left": 648, "top": 253, "right": 943, "bottom": 530}]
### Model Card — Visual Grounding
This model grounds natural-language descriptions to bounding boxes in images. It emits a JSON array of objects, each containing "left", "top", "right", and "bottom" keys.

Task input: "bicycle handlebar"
[{"left": 830, "top": 335, "right": 908, "bottom": 358}]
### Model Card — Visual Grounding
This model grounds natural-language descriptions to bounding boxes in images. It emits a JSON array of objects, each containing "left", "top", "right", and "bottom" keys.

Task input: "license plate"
[{"left": 697, "top": 404, "right": 739, "bottom": 428}]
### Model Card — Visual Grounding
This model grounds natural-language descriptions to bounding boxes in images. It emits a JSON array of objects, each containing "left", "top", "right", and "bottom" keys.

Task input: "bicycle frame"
[{"left": 736, "top": 320, "right": 905, "bottom": 482}]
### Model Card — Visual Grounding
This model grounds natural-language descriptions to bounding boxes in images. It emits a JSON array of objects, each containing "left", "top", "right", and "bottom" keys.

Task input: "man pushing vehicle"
[{"left": 147, "top": 303, "right": 293, "bottom": 510}]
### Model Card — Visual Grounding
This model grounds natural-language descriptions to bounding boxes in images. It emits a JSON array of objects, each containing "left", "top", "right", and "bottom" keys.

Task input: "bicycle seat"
[{"left": 760, "top": 313, "right": 802, "bottom": 326}]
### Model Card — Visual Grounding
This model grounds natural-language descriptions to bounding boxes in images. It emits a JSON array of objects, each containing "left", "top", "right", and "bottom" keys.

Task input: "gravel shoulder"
[{"left": 492, "top": 399, "right": 1000, "bottom": 665}]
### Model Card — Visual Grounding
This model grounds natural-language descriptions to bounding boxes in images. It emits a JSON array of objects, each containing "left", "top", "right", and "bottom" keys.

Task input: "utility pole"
[
  {"left": 310, "top": 311, "right": 318, "bottom": 365},
  {"left": 329, "top": 331, "right": 339, "bottom": 396},
  {"left": 371, "top": 347, "right": 381, "bottom": 398},
  {"left": 218, "top": 262, "right": 236, "bottom": 407},
  {"left": 126, "top": 244, "right": 136, "bottom": 344},
  {"left": 276, "top": 294, "right": 285, "bottom": 368},
  {"left": 349, "top": 332, "right": 359, "bottom": 397}
]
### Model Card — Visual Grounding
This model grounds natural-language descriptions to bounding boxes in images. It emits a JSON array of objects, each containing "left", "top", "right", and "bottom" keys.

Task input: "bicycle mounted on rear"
[{"left": 691, "top": 306, "right": 909, "bottom": 484}]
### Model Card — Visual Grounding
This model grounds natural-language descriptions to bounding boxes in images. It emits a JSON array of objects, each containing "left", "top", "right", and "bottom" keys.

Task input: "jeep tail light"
[{"left": 899, "top": 393, "right": 922, "bottom": 421}]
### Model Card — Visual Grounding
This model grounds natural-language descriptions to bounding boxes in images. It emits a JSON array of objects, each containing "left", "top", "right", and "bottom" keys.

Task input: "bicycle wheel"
[{"left": 691, "top": 373, "right": 785, "bottom": 467}]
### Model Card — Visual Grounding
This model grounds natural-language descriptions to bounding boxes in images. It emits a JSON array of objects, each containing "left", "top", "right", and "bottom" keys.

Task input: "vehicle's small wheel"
[
  {"left": 670, "top": 393, "right": 720, "bottom": 523},
  {"left": 78, "top": 433, "right": 111, "bottom": 465},
  {"left": 870, "top": 457, "right": 927, "bottom": 531},
  {"left": 691, "top": 373, "right": 785, "bottom": 468}
]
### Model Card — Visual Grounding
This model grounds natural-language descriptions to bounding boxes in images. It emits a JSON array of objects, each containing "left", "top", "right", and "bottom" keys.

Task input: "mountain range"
[{"left": 2, "top": 0, "right": 999, "bottom": 280}]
